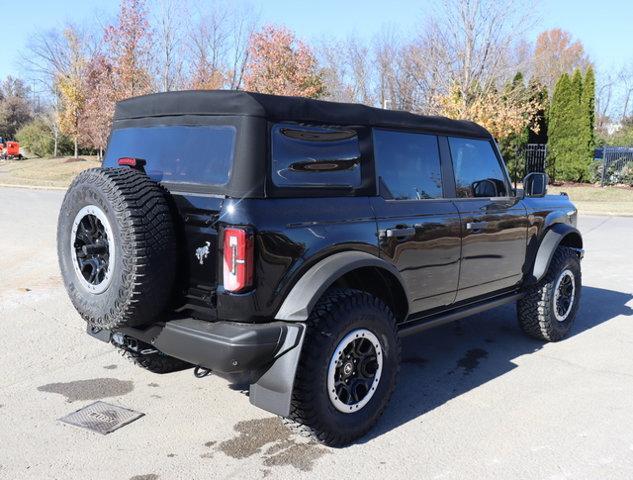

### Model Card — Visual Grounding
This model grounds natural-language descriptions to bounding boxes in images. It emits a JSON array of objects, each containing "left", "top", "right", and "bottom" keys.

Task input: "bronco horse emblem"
[{"left": 195, "top": 241, "right": 211, "bottom": 265}]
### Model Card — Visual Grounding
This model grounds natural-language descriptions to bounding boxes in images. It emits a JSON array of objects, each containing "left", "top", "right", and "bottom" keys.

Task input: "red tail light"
[
  {"left": 223, "top": 227, "right": 254, "bottom": 292},
  {"left": 118, "top": 157, "right": 146, "bottom": 168}
]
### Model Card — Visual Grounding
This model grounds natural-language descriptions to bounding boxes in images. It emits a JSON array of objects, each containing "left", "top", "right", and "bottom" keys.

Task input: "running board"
[{"left": 398, "top": 292, "right": 524, "bottom": 338}]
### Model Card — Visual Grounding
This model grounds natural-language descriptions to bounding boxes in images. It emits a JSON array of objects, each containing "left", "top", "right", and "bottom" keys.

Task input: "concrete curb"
[{"left": 0, "top": 183, "right": 67, "bottom": 191}]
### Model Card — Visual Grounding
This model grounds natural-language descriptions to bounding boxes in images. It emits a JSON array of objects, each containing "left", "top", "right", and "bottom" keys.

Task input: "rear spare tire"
[{"left": 57, "top": 167, "right": 176, "bottom": 329}]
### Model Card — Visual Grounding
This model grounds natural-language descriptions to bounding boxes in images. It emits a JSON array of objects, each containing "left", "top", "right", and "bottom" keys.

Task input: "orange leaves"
[{"left": 243, "top": 25, "right": 325, "bottom": 98}]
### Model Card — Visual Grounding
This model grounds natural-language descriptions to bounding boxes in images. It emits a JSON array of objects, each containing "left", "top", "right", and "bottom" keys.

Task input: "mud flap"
[{"left": 249, "top": 323, "right": 305, "bottom": 417}]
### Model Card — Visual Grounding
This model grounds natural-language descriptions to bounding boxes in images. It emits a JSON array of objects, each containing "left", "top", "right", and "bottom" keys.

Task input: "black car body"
[{"left": 60, "top": 90, "right": 583, "bottom": 446}]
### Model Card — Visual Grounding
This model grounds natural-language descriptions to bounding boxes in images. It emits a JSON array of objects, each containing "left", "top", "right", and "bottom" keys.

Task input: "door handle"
[
  {"left": 385, "top": 227, "right": 416, "bottom": 238},
  {"left": 466, "top": 221, "right": 488, "bottom": 231}
]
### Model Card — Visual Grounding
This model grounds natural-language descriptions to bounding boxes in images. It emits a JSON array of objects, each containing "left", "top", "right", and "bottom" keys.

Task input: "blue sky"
[{"left": 1, "top": 0, "right": 631, "bottom": 81}]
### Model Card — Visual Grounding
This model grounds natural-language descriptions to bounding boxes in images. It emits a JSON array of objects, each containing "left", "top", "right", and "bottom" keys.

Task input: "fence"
[
  {"left": 598, "top": 146, "right": 633, "bottom": 186},
  {"left": 523, "top": 143, "right": 548, "bottom": 177}
]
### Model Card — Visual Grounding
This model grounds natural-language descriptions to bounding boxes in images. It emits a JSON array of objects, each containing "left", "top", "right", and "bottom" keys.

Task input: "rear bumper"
[
  {"left": 100, "top": 318, "right": 302, "bottom": 378},
  {"left": 88, "top": 318, "right": 305, "bottom": 417}
]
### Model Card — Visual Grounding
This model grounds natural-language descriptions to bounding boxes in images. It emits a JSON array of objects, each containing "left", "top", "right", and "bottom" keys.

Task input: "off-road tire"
[
  {"left": 517, "top": 246, "right": 581, "bottom": 341},
  {"left": 116, "top": 347, "right": 191, "bottom": 374},
  {"left": 58, "top": 167, "right": 176, "bottom": 329},
  {"left": 286, "top": 288, "right": 400, "bottom": 447}
]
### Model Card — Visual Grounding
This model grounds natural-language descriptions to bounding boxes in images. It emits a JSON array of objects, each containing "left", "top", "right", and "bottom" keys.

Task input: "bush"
[{"left": 15, "top": 118, "right": 73, "bottom": 157}]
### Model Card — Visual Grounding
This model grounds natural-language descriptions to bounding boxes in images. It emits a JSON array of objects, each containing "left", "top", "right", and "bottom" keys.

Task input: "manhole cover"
[{"left": 59, "top": 401, "right": 144, "bottom": 434}]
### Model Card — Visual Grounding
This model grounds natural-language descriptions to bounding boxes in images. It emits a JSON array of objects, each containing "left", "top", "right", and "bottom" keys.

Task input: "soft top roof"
[{"left": 114, "top": 90, "right": 491, "bottom": 138}]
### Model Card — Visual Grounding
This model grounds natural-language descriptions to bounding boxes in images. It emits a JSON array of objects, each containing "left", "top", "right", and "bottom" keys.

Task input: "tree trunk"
[
  {"left": 53, "top": 131, "right": 58, "bottom": 158},
  {"left": 74, "top": 137, "right": 78, "bottom": 158}
]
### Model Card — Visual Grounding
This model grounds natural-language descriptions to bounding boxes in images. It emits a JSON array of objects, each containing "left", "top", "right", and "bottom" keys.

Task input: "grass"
[
  {"left": 0, "top": 156, "right": 100, "bottom": 188},
  {"left": 548, "top": 184, "right": 633, "bottom": 216}
]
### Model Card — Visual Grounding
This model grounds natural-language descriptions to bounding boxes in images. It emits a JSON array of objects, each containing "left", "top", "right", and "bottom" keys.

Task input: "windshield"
[{"left": 103, "top": 125, "right": 236, "bottom": 185}]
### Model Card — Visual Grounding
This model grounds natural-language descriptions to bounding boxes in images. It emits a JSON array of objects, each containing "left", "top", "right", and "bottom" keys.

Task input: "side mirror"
[{"left": 523, "top": 172, "right": 548, "bottom": 197}]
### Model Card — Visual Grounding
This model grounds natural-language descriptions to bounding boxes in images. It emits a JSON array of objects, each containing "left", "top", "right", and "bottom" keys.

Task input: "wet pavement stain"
[
  {"left": 456, "top": 348, "right": 489, "bottom": 374},
  {"left": 37, "top": 378, "right": 134, "bottom": 402},
  {"left": 263, "top": 442, "right": 328, "bottom": 472},
  {"left": 129, "top": 475, "right": 158, "bottom": 480},
  {"left": 204, "top": 441, "right": 216, "bottom": 447},
  {"left": 216, "top": 417, "right": 329, "bottom": 471},
  {"left": 166, "top": 453, "right": 176, "bottom": 458},
  {"left": 103, "top": 364, "right": 118, "bottom": 370},
  {"left": 148, "top": 383, "right": 159, "bottom": 388}
]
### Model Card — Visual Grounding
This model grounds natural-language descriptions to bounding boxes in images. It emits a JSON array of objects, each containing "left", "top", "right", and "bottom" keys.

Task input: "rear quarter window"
[
  {"left": 271, "top": 123, "right": 362, "bottom": 188},
  {"left": 103, "top": 125, "right": 236, "bottom": 185}
]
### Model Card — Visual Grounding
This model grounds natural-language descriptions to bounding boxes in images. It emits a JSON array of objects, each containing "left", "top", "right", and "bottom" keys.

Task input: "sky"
[{"left": 1, "top": 0, "right": 632, "bottom": 82}]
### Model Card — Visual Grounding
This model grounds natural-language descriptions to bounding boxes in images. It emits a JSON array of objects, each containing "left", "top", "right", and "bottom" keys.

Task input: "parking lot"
[{"left": 1, "top": 186, "right": 632, "bottom": 480}]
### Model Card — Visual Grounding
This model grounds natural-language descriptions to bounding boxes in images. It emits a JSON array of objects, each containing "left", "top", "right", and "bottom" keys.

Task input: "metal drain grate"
[{"left": 59, "top": 401, "right": 144, "bottom": 434}]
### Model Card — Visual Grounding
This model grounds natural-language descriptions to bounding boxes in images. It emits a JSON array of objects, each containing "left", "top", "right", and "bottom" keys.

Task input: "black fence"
[
  {"left": 520, "top": 144, "right": 633, "bottom": 186},
  {"left": 597, "top": 146, "right": 633, "bottom": 186},
  {"left": 523, "top": 144, "right": 548, "bottom": 177}
]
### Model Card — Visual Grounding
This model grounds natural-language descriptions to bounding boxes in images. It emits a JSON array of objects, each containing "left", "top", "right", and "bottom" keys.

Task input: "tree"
[
  {"left": 548, "top": 71, "right": 588, "bottom": 181},
  {"left": 56, "top": 27, "right": 87, "bottom": 158},
  {"left": 81, "top": 55, "right": 114, "bottom": 157},
  {"left": 154, "top": 0, "right": 186, "bottom": 92},
  {"left": 581, "top": 66, "right": 596, "bottom": 166},
  {"left": 532, "top": 29, "right": 590, "bottom": 94},
  {"left": 243, "top": 25, "right": 325, "bottom": 98},
  {"left": 105, "top": 0, "right": 154, "bottom": 100},
  {"left": 0, "top": 76, "right": 33, "bottom": 139}
]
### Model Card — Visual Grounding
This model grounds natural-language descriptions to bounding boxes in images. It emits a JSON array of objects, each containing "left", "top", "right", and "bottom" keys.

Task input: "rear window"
[
  {"left": 104, "top": 125, "right": 236, "bottom": 185},
  {"left": 271, "top": 123, "right": 361, "bottom": 188}
]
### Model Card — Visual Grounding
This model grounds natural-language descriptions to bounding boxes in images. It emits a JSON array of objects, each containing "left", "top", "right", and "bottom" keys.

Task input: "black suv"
[{"left": 58, "top": 90, "right": 583, "bottom": 447}]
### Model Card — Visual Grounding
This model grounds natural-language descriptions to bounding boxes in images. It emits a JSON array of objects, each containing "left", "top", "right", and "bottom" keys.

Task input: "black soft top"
[{"left": 114, "top": 90, "right": 491, "bottom": 138}]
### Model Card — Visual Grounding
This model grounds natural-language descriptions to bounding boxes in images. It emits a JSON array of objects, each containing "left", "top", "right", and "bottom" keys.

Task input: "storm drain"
[{"left": 59, "top": 401, "right": 144, "bottom": 434}]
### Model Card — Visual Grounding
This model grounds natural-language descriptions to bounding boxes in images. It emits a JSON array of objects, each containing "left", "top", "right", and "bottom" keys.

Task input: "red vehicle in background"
[{"left": 0, "top": 140, "right": 23, "bottom": 160}]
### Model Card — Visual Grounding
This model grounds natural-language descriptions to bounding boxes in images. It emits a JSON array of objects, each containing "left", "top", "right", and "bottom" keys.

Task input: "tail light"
[{"left": 223, "top": 227, "right": 254, "bottom": 292}]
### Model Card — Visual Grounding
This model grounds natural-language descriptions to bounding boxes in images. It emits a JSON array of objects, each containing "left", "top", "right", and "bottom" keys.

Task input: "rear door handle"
[
  {"left": 466, "top": 221, "right": 488, "bottom": 231},
  {"left": 385, "top": 227, "right": 416, "bottom": 238}
]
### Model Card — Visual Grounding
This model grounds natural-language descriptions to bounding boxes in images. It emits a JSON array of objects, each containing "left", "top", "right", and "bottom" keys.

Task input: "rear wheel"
[
  {"left": 287, "top": 289, "right": 400, "bottom": 447},
  {"left": 517, "top": 246, "right": 582, "bottom": 341}
]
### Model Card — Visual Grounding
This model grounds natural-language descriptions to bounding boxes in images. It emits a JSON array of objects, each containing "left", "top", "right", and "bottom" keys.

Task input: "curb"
[{"left": 0, "top": 183, "right": 67, "bottom": 191}]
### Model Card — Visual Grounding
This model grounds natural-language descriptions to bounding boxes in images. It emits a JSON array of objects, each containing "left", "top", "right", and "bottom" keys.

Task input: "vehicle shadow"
[{"left": 362, "top": 285, "right": 633, "bottom": 443}]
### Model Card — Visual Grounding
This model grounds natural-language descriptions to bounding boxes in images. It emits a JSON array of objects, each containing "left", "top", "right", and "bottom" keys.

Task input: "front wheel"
[
  {"left": 287, "top": 289, "right": 400, "bottom": 447},
  {"left": 517, "top": 246, "right": 582, "bottom": 341}
]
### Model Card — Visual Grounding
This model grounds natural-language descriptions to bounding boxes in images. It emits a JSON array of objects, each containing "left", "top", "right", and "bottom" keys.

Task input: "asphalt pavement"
[{"left": 0, "top": 186, "right": 632, "bottom": 480}]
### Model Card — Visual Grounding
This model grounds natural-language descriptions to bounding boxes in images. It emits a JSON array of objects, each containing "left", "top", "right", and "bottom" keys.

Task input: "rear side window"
[
  {"left": 373, "top": 129, "right": 443, "bottom": 200},
  {"left": 104, "top": 125, "right": 236, "bottom": 185},
  {"left": 448, "top": 137, "right": 508, "bottom": 198},
  {"left": 271, "top": 123, "right": 361, "bottom": 188}
]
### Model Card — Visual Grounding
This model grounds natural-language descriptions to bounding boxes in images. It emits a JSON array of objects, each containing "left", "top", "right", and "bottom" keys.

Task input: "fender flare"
[
  {"left": 250, "top": 251, "right": 407, "bottom": 416},
  {"left": 275, "top": 250, "right": 409, "bottom": 321},
  {"left": 532, "top": 223, "right": 583, "bottom": 282}
]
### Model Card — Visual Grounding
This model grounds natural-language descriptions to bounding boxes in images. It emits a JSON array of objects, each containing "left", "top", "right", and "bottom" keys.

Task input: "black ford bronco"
[{"left": 58, "top": 90, "right": 583, "bottom": 447}]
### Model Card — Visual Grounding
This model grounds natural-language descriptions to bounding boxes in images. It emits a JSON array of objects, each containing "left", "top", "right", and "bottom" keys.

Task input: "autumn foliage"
[{"left": 243, "top": 26, "right": 324, "bottom": 98}]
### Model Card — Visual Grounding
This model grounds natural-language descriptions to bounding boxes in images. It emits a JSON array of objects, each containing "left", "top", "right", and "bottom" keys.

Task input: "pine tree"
[{"left": 581, "top": 66, "right": 596, "bottom": 172}]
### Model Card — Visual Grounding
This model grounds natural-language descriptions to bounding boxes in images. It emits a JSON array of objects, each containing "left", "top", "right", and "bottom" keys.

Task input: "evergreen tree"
[
  {"left": 548, "top": 70, "right": 588, "bottom": 181},
  {"left": 581, "top": 66, "right": 596, "bottom": 168}
]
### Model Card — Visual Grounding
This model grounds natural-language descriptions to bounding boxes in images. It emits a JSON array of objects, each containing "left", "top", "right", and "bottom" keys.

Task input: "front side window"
[
  {"left": 104, "top": 125, "right": 236, "bottom": 185},
  {"left": 373, "top": 129, "right": 443, "bottom": 200},
  {"left": 271, "top": 123, "right": 362, "bottom": 188},
  {"left": 448, "top": 137, "right": 509, "bottom": 198}
]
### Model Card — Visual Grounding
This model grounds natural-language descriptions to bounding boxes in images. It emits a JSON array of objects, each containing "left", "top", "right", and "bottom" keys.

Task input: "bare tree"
[
  {"left": 532, "top": 28, "right": 590, "bottom": 94},
  {"left": 154, "top": 0, "right": 186, "bottom": 91},
  {"left": 596, "top": 71, "right": 615, "bottom": 130},
  {"left": 617, "top": 64, "right": 633, "bottom": 121},
  {"left": 226, "top": 1, "right": 259, "bottom": 89}
]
